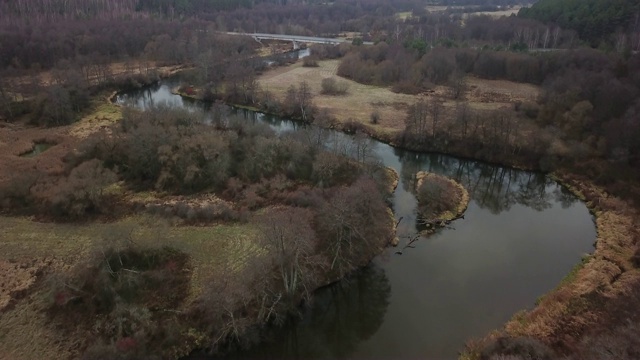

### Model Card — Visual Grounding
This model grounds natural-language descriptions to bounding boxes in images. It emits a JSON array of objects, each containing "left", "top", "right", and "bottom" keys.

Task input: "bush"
[
  {"left": 49, "top": 240, "right": 192, "bottom": 358},
  {"left": 520, "top": 101, "right": 540, "bottom": 119},
  {"left": 370, "top": 110, "right": 381, "bottom": 124},
  {"left": 50, "top": 245, "right": 190, "bottom": 314},
  {"left": 392, "top": 80, "right": 423, "bottom": 95},
  {"left": 320, "top": 77, "right": 349, "bottom": 95},
  {"left": 33, "top": 159, "right": 117, "bottom": 219},
  {"left": 416, "top": 174, "right": 461, "bottom": 219},
  {"left": 302, "top": 56, "right": 319, "bottom": 67}
]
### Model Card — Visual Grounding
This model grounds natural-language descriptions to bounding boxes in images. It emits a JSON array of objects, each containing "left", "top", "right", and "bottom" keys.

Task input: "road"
[{"left": 225, "top": 32, "right": 373, "bottom": 45}]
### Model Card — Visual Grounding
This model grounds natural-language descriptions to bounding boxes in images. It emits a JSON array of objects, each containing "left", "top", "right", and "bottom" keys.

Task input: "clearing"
[
  {"left": 0, "top": 213, "right": 258, "bottom": 360},
  {"left": 258, "top": 59, "right": 540, "bottom": 134}
]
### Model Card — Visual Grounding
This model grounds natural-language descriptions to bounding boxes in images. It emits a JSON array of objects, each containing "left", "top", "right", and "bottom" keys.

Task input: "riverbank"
[
  {"left": 173, "top": 59, "right": 639, "bottom": 358},
  {"left": 463, "top": 172, "right": 640, "bottom": 359}
]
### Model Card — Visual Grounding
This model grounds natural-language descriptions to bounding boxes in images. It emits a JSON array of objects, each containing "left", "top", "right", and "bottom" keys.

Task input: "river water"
[{"left": 117, "top": 81, "right": 596, "bottom": 360}]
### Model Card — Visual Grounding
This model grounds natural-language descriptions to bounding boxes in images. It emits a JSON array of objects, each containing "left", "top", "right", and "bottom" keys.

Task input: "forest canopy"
[{"left": 519, "top": 0, "right": 640, "bottom": 43}]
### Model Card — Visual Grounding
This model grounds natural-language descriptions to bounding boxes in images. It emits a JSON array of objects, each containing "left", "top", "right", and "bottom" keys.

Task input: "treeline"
[
  {"left": 198, "top": 0, "right": 418, "bottom": 37},
  {"left": 0, "top": 23, "right": 258, "bottom": 125},
  {"left": 439, "top": 0, "right": 523, "bottom": 5},
  {"left": 337, "top": 43, "right": 547, "bottom": 93},
  {"left": 382, "top": 48, "right": 640, "bottom": 199},
  {"left": 387, "top": 10, "right": 582, "bottom": 50},
  {"left": 1, "top": 0, "right": 632, "bottom": 82},
  {"left": 0, "top": 19, "right": 208, "bottom": 71},
  {"left": 519, "top": 0, "right": 640, "bottom": 45},
  {"left": 0, "top": 0, "right": 140, "bottom": 22},
  {"left": 1, "top": 0, "right": 419, "bottom": 36}
]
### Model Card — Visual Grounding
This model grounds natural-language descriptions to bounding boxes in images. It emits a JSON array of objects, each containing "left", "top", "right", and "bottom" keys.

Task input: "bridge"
[{"left": 225, "top": 32, "right": 372, "bottom": 49}]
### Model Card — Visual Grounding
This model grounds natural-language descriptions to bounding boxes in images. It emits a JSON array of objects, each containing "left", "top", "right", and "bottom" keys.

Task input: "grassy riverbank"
[{"left": 461, "top": 172, "right": 640, "bottom": 359}]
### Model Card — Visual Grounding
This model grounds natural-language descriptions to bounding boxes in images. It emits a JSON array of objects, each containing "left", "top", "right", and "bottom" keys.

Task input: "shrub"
[
  {"left": 0, "top": 170, "right": 39, "bottom": 209},
  {"left": 392, "top": 80, "right": 422, "bottom": 94},
  {"left": 302, "top": 56, "right": 319, "bottom": 67},
  {"left": 32, "top": 159, "right": 117, "bottom": 219},
  {"left": 370, "top": 110, "right": 381, "bottom": 124},
  {"left": 416, "top": 174, "right": 461, "bottom": 219},
  {"left": 320, "top": 77, "right": 349, "bottom": 95},
  {"left": 50, "top": 245, "right": 190, "bottom": 314},
  {"left": 48, "top": 238, "right": 192, "bottom": 358}
]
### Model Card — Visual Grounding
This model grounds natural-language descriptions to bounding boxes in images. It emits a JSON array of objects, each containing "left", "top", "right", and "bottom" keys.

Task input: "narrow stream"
[{"left": 117, "top": 81, "right": 596, "bottom": 360}]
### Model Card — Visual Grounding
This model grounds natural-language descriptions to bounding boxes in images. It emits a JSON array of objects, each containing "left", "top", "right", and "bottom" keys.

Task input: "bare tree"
[
  {"left": 448, "top": 70, "right": 467, "bottom": 100},
  {"left": 405, "top": 98, "right": 429, "bottom": 136},
  {"left": 258, "top": 207, "right": 323, "bottom": 301},
  {"left": 430, "top": 96, "right": 444, "bottom": 139},
  {"left": 315, "top": 177, "right": 393, "bottom": 277},
  {"left": 285, "top": 81, "right": 314, "bottom": 122},
  {"left": 454, "top": 102, "right": 472, "bottom": 139}
]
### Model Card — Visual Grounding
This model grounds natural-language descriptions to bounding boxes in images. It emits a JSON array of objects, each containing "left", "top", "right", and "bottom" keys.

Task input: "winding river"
[{"left": 117, "top": 80, "right": 596, "bottom": 360}]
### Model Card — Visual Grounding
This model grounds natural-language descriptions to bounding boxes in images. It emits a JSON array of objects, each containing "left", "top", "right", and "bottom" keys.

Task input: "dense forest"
[{"left": 520, "top": 0, "right": 640, "bottom": 45}]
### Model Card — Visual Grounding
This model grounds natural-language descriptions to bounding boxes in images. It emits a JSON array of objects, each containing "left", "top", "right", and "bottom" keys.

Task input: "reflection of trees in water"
[
  {"left": 553, "top": 184, "right": 580, "bottom": 209},
  {"left": 225, "top": 264, "right": 391, "bottom": 360},
  {"left": 396, "top": 149, "right": 576, "bottom": 215}
]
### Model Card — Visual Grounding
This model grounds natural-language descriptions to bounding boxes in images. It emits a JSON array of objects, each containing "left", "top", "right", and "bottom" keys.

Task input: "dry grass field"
[
  {"left": 0, "top": 211, "right": 259, "bottom": 359},
  {"left": 258, "top": 59, "right": 540, "bottom": 135},
  {"left": 424, "top": 4, "right": 523, "bottom": 18},
  {"left": 467, "top": 7, "right": 522, "bottom": 18}
]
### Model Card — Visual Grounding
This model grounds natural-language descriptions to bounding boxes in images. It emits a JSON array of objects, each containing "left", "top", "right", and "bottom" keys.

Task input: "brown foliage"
[
  {"left": 34, "top": 159, "right": 117, "bottom": 218},
  {"left": 258, "top": 207, "right": 326, "bottom": 300},
  {"left": 315, "top": 176, "right": 393, "bottom": 277},
  {"left": 320, "top": 77, "right": 349, "bottom": 95},
  {"left": 48, "top": 238, "right": 192, "bottom": 358},
  {"left": 302, "top": 56, "right": 320, "bottom": 67},
  {"left": 416, "top": 173, "right": 463, "bottom": 219}
]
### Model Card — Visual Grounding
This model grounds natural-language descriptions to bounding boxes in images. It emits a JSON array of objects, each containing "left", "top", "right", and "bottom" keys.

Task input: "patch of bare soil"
[{"left": 0, "top": 260, "right": 49, "bottom": 312}]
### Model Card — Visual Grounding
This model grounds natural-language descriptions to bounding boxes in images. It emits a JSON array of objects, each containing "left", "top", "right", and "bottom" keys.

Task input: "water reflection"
[
  {"left": 213, "top": 265, "right": 391, "bottom": 360},
  {"left": 116, "top": 81, "right": 189, "bottom": 109},
  {"left": 395, "top": 150, "right": 573, "bottom": 215},
  {"left": 230, "top": 108, "right": 301, "bottom": 134}
]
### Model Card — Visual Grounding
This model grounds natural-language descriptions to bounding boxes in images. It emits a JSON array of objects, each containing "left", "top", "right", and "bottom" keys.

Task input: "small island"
[{"left": 415, "top": 171, "right": 469, "bottom": 231}]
